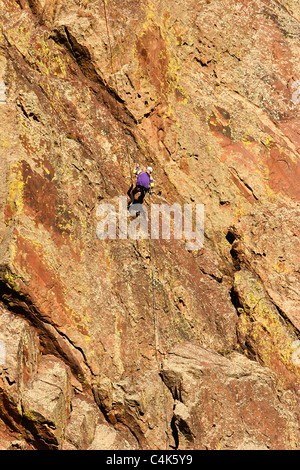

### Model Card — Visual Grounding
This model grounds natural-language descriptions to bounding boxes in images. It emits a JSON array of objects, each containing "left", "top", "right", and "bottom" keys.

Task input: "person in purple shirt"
[{"left": 128, "top": 164, "right": 154, "bottom": 206}]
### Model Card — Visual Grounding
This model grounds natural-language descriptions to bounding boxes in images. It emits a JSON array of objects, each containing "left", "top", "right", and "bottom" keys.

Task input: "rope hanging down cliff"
[
  {"left": 103, "top": 0, "right": 171, "bottom": 449},
  {"left": 149, "top": 237, "right": 170, "bottom": 450}
]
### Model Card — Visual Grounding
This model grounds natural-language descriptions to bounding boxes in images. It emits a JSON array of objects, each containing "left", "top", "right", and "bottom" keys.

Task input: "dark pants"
[{"left": 128, "top": 185, "right": 148, "bottom": 205}]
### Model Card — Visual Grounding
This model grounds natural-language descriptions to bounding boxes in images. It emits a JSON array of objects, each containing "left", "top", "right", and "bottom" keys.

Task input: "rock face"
[
  {"left": 0, "top": 0, "right": 299, "bottom": 450},
  {"left": 163, "top": 343, "right": 300, "bottom": 450}
]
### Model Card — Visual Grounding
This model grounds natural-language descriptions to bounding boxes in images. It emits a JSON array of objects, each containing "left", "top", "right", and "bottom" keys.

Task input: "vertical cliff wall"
[{"left": 0, "top": 0, "right": 299, "bottom": 450}]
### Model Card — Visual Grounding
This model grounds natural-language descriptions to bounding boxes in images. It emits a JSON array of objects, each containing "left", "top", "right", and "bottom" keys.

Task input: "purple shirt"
[{"left": 136, "top": 171, "right": 151, "bottom": 189}]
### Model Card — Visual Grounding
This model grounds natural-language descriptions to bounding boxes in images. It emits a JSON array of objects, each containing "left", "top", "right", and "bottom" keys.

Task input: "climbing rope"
[
  {"left": 103, "top": 0, "right": 170, "bottom": 448},
  {"left": 102, "top": 0, "right": 134, "bottom": 185},
  {"left": 149, "top": 237, "right": 170, "bottom": 450}
]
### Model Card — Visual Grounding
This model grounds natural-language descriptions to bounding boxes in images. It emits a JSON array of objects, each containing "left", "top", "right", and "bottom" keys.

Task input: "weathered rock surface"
[
  {"left": 0, "top": 0, "right": 299, "bottom": 450},
  {"left": 64, "top": 395, "right": 101, "bottom": 450},
  {"left": 163, "top": 343, "right": 300, "bottom": 450}
]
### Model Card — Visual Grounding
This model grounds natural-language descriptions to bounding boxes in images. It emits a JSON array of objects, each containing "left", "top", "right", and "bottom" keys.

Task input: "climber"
[{"left": 127, "top": 164, "right": 154, "bottom": 207}]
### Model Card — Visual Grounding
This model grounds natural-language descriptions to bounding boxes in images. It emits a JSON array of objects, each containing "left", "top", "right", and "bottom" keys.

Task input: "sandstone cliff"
[{"left": 0, "top": 0, "right": 299, "bottom": 450}]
